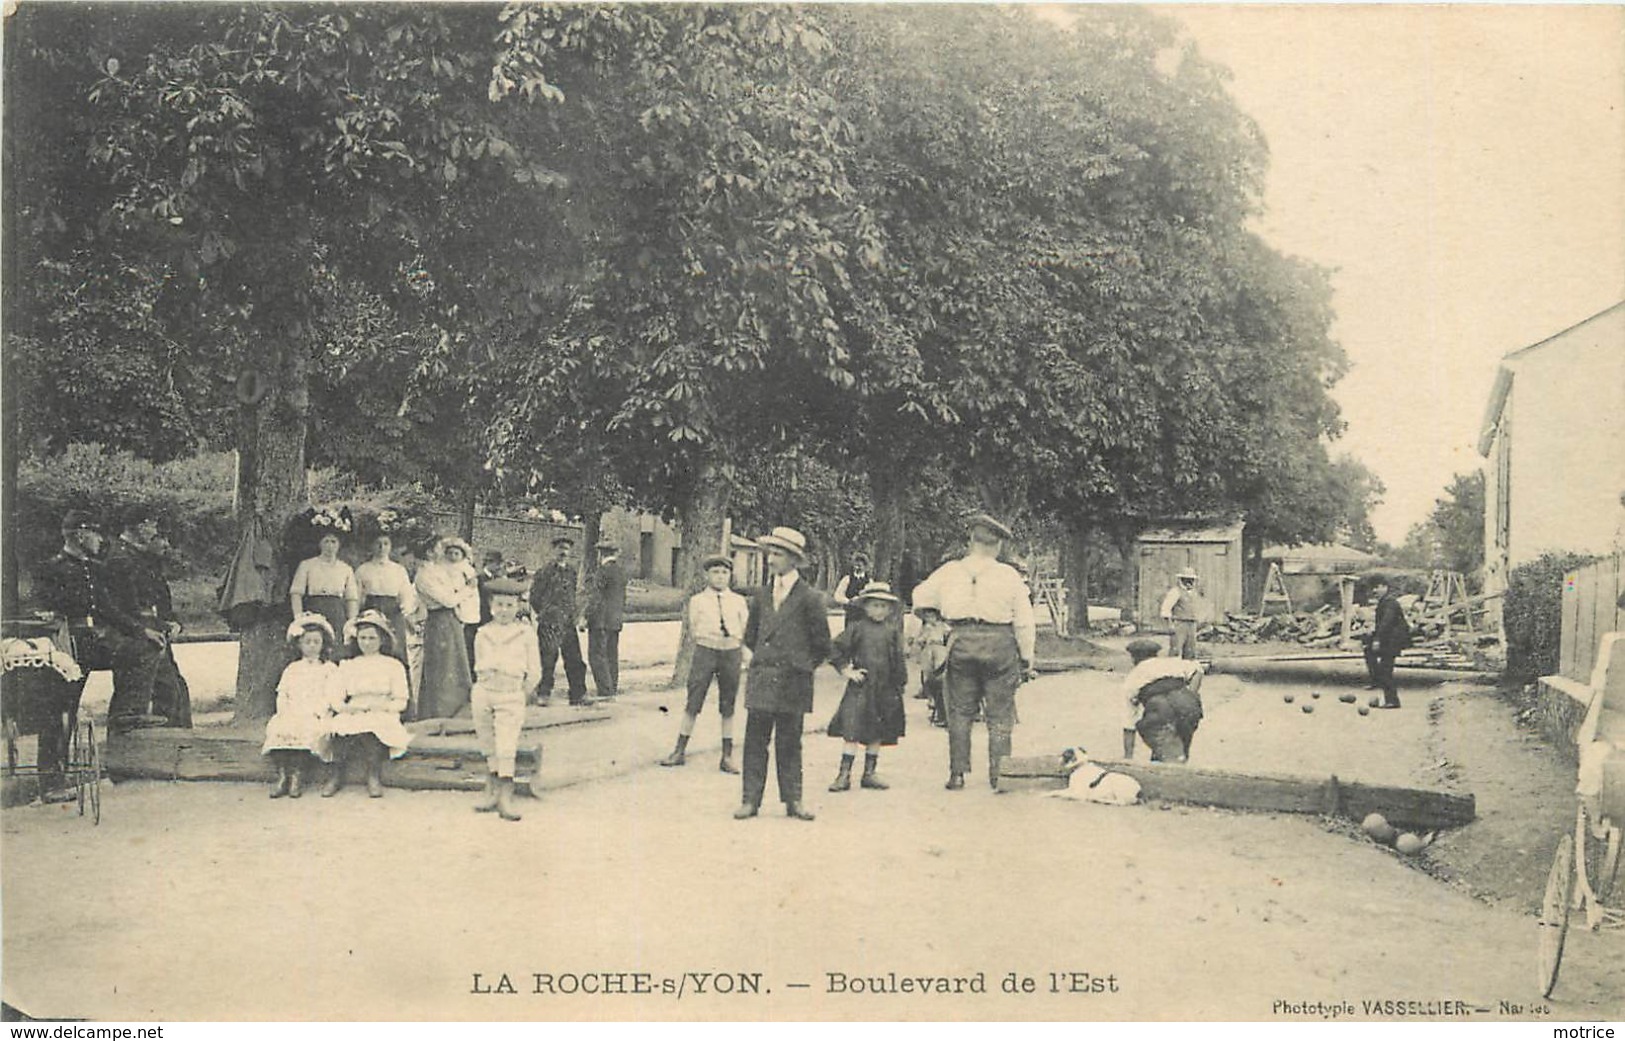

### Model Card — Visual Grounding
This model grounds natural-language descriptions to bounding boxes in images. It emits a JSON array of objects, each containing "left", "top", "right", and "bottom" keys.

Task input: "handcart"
[
  {"left": 1537, "top": 636, "right": 1624, "bottom": 997},
  {"left": 1, "top": 618, "right": 102, "bottom": 824}
]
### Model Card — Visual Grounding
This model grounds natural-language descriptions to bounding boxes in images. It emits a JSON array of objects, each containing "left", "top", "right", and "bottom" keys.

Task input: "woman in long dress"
[
  {"left": 414, "top": 536, "right": 477, "bottom": 719},
  {"left": 323, "top": 611, "right": 413, "bottom": 798},
  {"left": 289, "top": 532, "right": 359, "bottom": 660},
  {"left": 354, "top": 534, "right": 415, "bottom": 672}
]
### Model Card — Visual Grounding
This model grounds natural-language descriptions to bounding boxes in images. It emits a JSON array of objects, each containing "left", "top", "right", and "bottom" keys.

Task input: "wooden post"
[{"left": 1338, "top": 575, "right": 1358, "bottom": 650}]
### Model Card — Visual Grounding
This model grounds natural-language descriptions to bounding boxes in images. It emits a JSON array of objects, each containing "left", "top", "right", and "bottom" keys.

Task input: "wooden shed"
[{"left": 1136, "top": 522, "right": 1245, "bottom": 627}]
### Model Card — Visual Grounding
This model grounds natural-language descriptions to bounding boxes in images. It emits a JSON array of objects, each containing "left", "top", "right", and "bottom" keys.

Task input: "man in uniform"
[
  {"left": 735, "top": 526, "right": 830, "bottom": 821},
  {"left": 528, "top": 535, "right": 590, "bottom": 706},
  {"left": 33, "top": 511, "right": 165, "bottom": 776},
  {"left": 584, "top": 536, "right": 627, "bottom": 700},
  {"left": 103, "top": 508, "right": 193, "bottom": 727},
  {"left": 911, "top": 513, "right": 1037, "bottom": 790}
]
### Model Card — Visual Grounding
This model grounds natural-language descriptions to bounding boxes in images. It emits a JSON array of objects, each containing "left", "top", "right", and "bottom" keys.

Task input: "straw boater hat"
[
  {"left": 344, "top": 610, "right": 395, "bottom": 652},
  {"left": 964, "top": 512, "right": 1013, "bottom": 541},
  {"left": 286, "top": 612, "right": 336, "bottom": 648},
  {"left": 854, "top": 581, "right": 899, "bottom": 604},
  {"left": 1177, "top": 567, "right": 1199, "bottom": 582},
  {"left": 701, "top": 554, "right": 733, "bottom": 572},
  {"left": 755, "top": 526, "right": 808, "bottom": 559}
]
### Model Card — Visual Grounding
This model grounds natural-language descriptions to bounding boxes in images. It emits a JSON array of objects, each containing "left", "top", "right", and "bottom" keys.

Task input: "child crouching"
[
  {"left": 262, "top": 613, "right": 338, "bottom": 798},
  {"left": 471, "top": 578, "right": 540, "bottom": 821}
]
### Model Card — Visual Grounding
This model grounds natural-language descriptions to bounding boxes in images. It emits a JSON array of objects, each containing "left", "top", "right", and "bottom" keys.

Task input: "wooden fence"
[{"left": 1559, "top": 553, "right": 1625, "bottom": 682}]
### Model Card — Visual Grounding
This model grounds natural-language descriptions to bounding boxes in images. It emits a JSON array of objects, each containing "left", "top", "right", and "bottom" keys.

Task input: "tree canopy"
[{"left": 5, "top": 2, "right": 1380, "bottom": 660}]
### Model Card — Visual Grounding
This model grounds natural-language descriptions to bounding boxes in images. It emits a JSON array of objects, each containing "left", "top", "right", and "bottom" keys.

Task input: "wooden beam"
[
  {"left": 1206, "top": 657, "right": 1497, "bottom": 686},
  {"left": 103, "top": 725, "right": 548, "bottom": 796},
  {"left": 997, "top": 754, "right": 1476, "bottom": 831}
]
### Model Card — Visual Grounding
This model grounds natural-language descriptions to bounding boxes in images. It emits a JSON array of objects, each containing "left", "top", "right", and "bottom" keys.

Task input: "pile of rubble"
[{"left": 1199, "top": 608, "right": 1348, "bottom": 646}]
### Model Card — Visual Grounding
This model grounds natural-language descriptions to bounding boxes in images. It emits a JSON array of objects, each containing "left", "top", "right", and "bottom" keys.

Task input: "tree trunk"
[
  {"left": 231, "top": 343, "right": 312, "bottom": 722},
  {"left": 1, "top": 370, "right": 20, "bottom": 619},
  {"left": 1117, "top": 528, "right": 1140, "bottom": 625},
  {"left": 457, "top": 486, "right": 478, "bottom": 543},
  {"left": 870, "top": 467, "right": 907, "bottom": 586},
  {"left": 1062, "top": 521, "right": 1092, "bottom": 636},
  {"left": 668, "top": 458, "right": 730, "bottom": 688},
  {"left": 1241, "top": 528, "right": 1265, "bottom": 612}
]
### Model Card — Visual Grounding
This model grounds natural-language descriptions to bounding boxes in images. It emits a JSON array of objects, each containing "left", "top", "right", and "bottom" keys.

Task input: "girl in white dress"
[
  {"left": 262, "top": 613, "right": 337, "bottom": 799},
  {"left": 324, "top": 611, "right": 414, "bottom": 798}
]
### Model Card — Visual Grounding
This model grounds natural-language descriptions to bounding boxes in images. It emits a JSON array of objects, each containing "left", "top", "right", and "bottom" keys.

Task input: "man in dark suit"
[
  {"left": 1364, "top": 577, "right": 1413, "bottom": 709},
  {"left": 735, "top": 526, "right": 831, "bottom": 822},
  {"left": 103, "top": 509, "right": 193, "bottom": 728},
  {"left": 33, "top": 511, "right": 165, "bottom": 786},
  {"left": 529, "top": 535, "right": 590, "bottom": 706},
  {"left": 584, "top": 536, "right": 627, "bottom": 700}
]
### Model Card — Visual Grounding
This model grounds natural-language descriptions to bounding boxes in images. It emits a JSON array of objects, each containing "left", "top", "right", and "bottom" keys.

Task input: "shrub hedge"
[{"left": 1503, "top": 551, "right": 1599, "bottom": 683}]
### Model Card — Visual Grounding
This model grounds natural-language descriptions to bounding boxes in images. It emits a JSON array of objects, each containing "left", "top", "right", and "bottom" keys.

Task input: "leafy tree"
[
  {"left": 1392, "top": 470, "right": 1485, "bottom": 580},
  {"left": 5, "top": 4, "right": 576, "bottom": 716}
]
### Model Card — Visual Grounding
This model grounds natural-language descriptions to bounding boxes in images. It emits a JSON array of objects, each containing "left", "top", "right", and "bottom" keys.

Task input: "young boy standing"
[
  {"left": 471, "top": 577, "right": 541, "bottom": 821},
  {"left": 660, "top": 554, "right": 750, "bottom": 773}
]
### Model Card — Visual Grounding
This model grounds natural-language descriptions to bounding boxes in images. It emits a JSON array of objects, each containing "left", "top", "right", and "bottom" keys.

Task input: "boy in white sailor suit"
[{"left": 471, "top": 577, "right": 541, "bottom": 821}]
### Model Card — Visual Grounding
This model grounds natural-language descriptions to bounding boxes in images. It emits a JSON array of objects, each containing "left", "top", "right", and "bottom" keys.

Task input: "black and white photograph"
[{"left": 1, "top": 0, "right": 1622, "bottom": 1026}]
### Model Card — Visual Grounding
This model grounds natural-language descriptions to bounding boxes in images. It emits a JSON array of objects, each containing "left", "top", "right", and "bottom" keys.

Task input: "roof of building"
[
  {"left": 1479, "top": 301, "right": 1624, "bottom": 457},
  {"left": 1263, "top": 542, "right": 1380, "bottom": 574},
  {"left": 1137, "top": 521, "right": 1245, "bottom": 544}
]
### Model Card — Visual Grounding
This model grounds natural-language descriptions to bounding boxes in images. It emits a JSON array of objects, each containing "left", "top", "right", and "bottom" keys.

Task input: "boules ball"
[
  {"left": 1395, "top": 832, "right": 1426, "bottom": 856},
  {"left": 1358, "top": 705, "right": 1371, "bottom": 716},
  {"left": 1361, "top": 813, "right": 1397, "bottom": 845},
  {"left": 1339, "top": 692, "right": 1358, "bottom": 704},
  {"left": 1283, "top": 693, "right": 1296, "bottom": 704},
  {"left": 1301, "top": 703, "right": 1314, "bottom": 714},
  {"left": 1368, "top": 695, "right": 1382, "bottom": 708},
  {"left": 1311, "top": 691, "right": 1322, "bottom": 700}
]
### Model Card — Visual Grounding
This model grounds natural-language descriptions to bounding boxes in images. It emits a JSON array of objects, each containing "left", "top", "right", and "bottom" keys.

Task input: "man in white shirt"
[
  {"left": 910, "top": 513, "right": 1036, "bottom": 790},
  {"left": 1120, "top": 638, "right": 1204, "bottom": 763},
  {"left": 660, "top": 554, "right": 750, "bottom": 773},
  {"left": 1159, "top": 567, "right": 1204, "bottom": 660}
]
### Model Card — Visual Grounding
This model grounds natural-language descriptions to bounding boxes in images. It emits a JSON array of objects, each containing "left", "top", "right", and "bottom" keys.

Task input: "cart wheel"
[{"left": 1539, "top": 834, "right": 1574, "bottom": 999}]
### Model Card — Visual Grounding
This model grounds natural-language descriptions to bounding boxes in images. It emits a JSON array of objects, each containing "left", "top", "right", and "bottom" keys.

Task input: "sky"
[{"left": 1117, "top": 5, "right": 1625, "bottom": 544}]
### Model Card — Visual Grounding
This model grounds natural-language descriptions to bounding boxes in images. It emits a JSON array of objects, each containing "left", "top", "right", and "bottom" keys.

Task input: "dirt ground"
[{"left": 3, "top": 637, "right": 1622, "bottom": 1022}]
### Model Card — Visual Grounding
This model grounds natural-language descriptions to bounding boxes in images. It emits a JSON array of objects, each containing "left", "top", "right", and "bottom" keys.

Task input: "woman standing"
[
  {"left": 414, "top": 536, "right": 478, "bottom": 719},
  {"left": 355, "top": 534, "right": 416, "bottom": 671},
  {"left": 289, "top": 532, "right": 360, "bottom": 659}
]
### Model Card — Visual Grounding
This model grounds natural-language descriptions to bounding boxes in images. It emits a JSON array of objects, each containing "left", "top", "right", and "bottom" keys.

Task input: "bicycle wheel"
[
  {"left": 85, "top": 720, "right": 100, "bottom": 826},
  {"left": 1539, "top": 834, "right": 1574, "bottom": 999}
]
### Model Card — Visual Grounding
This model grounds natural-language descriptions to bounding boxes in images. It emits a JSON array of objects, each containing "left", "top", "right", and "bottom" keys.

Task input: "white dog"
[{"left": 1048, "top": 746, "right": 1140, "bottom": 806}]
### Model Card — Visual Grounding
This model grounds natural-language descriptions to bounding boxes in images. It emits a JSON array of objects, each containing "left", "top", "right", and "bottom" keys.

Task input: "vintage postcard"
[{"left": 2, "top": 1, "right": 1622, "bottom": 1027}]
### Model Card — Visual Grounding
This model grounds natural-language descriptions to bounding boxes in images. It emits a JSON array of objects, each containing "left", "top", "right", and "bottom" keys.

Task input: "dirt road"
[{"left": 4, "top": 657, "right": 1619, "bottom": 1021}]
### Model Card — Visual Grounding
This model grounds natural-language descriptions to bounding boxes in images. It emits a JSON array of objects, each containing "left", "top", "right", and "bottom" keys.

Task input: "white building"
[{"left": 1477, "top": 301, "right": 1625, "bottom": 607}]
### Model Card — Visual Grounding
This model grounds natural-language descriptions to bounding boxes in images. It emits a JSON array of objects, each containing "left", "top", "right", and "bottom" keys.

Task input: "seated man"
[
  {"left": 32, "top": 511, "right": 165, "bottom": 793},
  {"left": 1120, "top": 638, "right": 1204, "bottom": 764}
]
